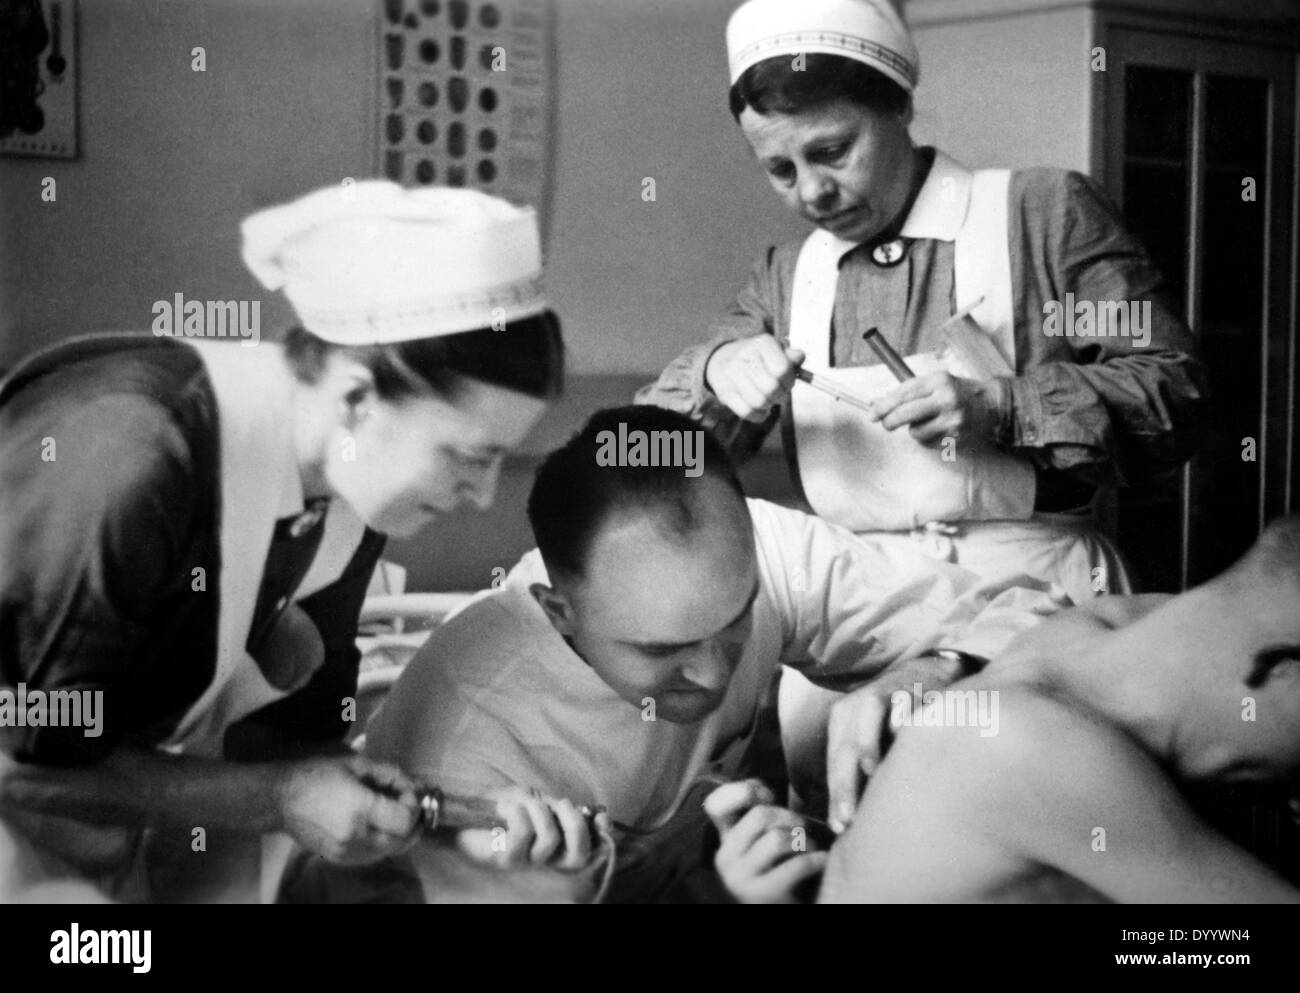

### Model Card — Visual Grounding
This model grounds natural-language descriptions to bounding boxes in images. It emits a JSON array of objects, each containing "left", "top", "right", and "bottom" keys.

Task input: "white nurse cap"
[
  {"left": 241, "top": 181, "right": 546, "bottom": 345},
  {"left": 726, "top": 0, "right": 919, "bottom": 94}
]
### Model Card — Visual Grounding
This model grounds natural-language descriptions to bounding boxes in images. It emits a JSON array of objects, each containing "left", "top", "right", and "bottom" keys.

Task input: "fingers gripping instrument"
[
  {"left": 409, "top": 785, "right": 619, "bottom": 904},
  {"left": 695, "top": 771, "right": 840, "bottom": 846},
  {"left": 413, "top": 786, "right": 604, "bottom": 835},
  {"left": 858, "top": 297, "right": 988, "bottom": 385}
]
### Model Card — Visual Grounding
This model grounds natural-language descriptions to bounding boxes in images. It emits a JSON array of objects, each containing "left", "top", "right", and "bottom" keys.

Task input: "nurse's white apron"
[
  {"left": 0, "top": 341, "right": 369, "bottom": 902},
  {"left": 160, "top": 339, "right": 368, "bottom": 758},
  {"left": 786, "top": 154, "right": 1131, "bottom": 605}
]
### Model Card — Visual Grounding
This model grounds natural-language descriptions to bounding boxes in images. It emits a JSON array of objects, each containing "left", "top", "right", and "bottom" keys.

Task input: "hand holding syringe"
[
  {"left": 701, "top": 775, "right": 835, "bottom": 904},
  {"left": 708, "top": 300, "right": 990, "bottom": 429},
  {"left": 361, "top": 775, "right": 617, "bottom": 895}
]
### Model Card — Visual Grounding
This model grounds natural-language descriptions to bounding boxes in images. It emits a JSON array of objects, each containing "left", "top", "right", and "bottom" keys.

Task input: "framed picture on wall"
[
  {"left": 376, "top": 0, "right": 555, "bottom": 237},
  {"left": 0, "top": 0, "right": 78, "bottom": 159}
]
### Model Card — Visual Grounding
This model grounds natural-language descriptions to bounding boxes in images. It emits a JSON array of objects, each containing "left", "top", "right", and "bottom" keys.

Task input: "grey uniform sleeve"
[
  {"left": 1003, "top": 170, "right": 1209, "bottom": 486},
  {"left": 0, "top": 394, "right": 207, "bottom": 764},
  {"left": 634, "top": 248, "right": 784, "bottom": 464}
]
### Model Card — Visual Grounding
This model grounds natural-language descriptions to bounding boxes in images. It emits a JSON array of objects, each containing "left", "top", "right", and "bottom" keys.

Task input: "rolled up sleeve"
[
  {"left": 1005, "top": 170, "right": 1209, "bottom": 486},
  {"left": 634, "top": 249, "right": 783, "bottom": 463},
  {"left": 752, "top": 501, "right": 1066, "bottom": 689}
]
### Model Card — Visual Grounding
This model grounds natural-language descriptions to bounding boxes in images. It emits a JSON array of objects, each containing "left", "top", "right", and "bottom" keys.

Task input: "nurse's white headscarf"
[
  {"left": 241, "top": 182, "right": 547, "bottom": 345},
  {"left": 727, "top": 0, "right": 919, "bottom": 94}
]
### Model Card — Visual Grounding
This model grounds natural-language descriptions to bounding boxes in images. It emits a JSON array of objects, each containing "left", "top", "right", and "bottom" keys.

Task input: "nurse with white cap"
[
  {"left": 0, "top": 182, "right": 566, "bottom": 901},
  {"left": 638, "top": 0, "right": 1206, "bottom": 831}
]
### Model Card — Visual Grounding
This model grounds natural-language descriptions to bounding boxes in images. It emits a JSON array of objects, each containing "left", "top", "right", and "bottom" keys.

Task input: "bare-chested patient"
[{"left": 820, "top": 514, "right": 1300, "bottom": 904}]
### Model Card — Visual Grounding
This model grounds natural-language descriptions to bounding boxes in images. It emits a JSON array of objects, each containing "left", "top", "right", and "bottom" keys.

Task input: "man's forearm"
[{"left": 0, "top": 745, "right": 287, "bottom": 834}]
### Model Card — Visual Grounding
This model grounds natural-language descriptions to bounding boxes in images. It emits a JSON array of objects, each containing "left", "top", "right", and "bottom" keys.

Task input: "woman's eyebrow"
[{"left": 804, "top": 131, "right": 854, "bottom": 153}]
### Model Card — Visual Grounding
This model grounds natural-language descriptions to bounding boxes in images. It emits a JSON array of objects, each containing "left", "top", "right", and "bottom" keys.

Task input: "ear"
[
  {"left": 324, "top": 356, "right": 378, "bottom": 431},
  {"left": 899, "top": 99, "right": 914, "bottom": 129},
  {"left": 1244, "top": 647, "right": 1300, "bottom": 690},
  {"left": 529, "top": 582, "right": 576, "bottom": 637}
]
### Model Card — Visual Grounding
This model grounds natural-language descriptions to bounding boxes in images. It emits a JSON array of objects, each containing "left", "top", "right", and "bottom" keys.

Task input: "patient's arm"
[
  {"left": 822, "top": 686, "right": 1300, "bottom": 903},
  {"left": 989, "top": 693, "right": 1300, "bottom": 903}
]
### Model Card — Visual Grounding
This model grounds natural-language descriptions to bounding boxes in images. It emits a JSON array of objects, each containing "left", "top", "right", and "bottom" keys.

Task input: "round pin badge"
[
  {"left": 871, "top": 238, "right": 907, "bottom": 268},
  {"left": 289, "top": 501, "right": 328, "bottom": 539}
]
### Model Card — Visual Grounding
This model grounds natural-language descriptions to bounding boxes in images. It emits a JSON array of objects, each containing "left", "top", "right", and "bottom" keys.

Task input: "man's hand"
[
  {"left": 705, "top": 779, "right": 829, "bottom": 904},
  {"left": 454, "top": 786, "right": 610, "bottom": 872},
  {"left": 704, "top": 337, "right": 805, "bottom": 423},
  {"left": 277, "top": 754, "right": 421, "bottom": 866},
  {"left": 869, "top": 371, "right": 1006, "bottom": 447},
  {"left": 826, "top": 654, "right": 966, "bottom": 831}
]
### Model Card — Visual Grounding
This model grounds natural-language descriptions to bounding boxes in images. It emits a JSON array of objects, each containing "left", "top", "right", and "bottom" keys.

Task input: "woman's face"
[
  {"left": 739, "top": 96, "right": 916, "bottom": 244},
  {"left": 323, "top": 374, "right": 550, "bottom": 538}
]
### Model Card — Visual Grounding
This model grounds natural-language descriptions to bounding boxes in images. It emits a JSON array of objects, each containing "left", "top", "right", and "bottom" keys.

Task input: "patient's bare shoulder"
[
  {"left": 991, "top": 593, "right": 1173, "bottom": 670},
  {"left": 904, "top": 683, "right": 1137, "bottom": 824},
  {"left": 820, "top": 683, "right": 1148, "bottom": 902}
]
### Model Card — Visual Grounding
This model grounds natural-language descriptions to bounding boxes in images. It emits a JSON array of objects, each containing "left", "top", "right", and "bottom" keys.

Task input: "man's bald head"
[
  {"left": 527, "top": 405, "right": 745, "bottom": 585},
  {"left": 525, "top": 406, "right": 757, "bottom": 724}
]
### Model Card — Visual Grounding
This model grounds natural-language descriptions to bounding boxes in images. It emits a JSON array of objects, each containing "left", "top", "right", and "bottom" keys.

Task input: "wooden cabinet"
[{"left": 1094, "top": 11, "right": 1298, "bottom": 593}]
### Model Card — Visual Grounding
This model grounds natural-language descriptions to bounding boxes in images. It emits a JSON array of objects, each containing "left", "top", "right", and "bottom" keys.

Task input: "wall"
[
  {"left": 0, "top": 0, "right": 375, "bottom": 369},
  {"left": 907, "top": 0, "right": 1095, "bottom": 172},
  {"left": 546, "top": 0, "right": 797, "bottom": 374},
  {"left": 0, "top": 0, "right": 803, "bottom": 590},
  {"left": 0, "top": 0, "right": 795, "bottom": 378}
]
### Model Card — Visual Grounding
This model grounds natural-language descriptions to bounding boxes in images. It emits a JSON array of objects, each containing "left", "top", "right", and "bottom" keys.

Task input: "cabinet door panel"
[{"left": 1100, "top": 26, "right": 1296, "bottom": 592}]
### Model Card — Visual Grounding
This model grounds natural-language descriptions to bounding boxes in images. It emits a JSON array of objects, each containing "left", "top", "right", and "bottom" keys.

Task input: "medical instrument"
[
  {"left": 401, "top": 785, "right": 618, "bottom": 904},
  {"left": 861, "top": 327, "right": 916, "bottom": 382},
  {"left": 694, "top": 770, "right": 841, "bottom": 843},
  {"left": 794, "top": 367, "right": 876, "bottom": 415},
  {"left": 862, "top": 297, "right": 989, "bottom": 383}
]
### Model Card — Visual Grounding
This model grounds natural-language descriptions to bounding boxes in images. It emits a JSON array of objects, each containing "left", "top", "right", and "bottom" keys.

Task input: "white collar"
[
  {"left": 822, "top": 148, "right": 974, "bottom": 263},
  {"left": 900, "top": 149, "right": 973, "bottom": 242}
]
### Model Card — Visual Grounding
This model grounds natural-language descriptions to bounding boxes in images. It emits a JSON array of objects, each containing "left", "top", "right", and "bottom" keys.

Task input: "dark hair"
[
  {"left": 282, "top": 309, "right": 564, "bottom": 403},
  {"left": 729, "top": 53, "right": 910, "bottom": 121},
  {"left": 527, "top": 405, "right": 745, "bottom": 582}
]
